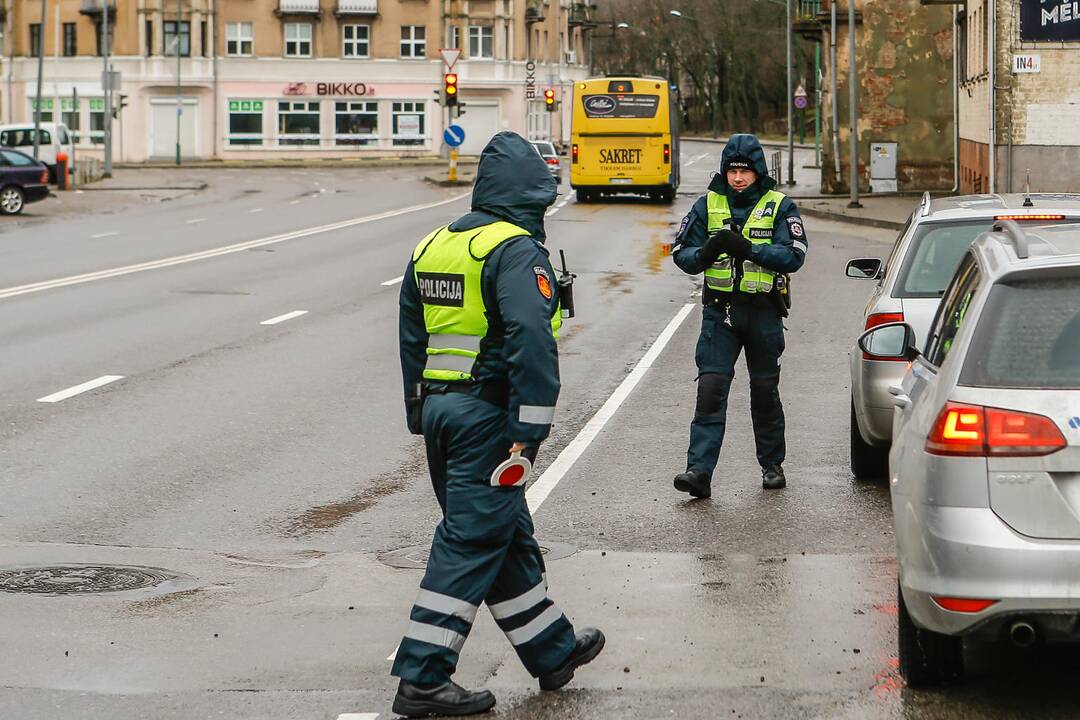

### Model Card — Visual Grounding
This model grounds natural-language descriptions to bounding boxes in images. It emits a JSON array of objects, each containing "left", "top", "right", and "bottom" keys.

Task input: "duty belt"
[{"left": 427, "top": 380, "right": 510, "bottom": 410}]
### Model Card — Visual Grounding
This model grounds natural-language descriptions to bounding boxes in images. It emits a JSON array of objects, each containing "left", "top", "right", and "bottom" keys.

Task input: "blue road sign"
[{"left": 443, "top": 124, "right": 466, "bottom": 148}]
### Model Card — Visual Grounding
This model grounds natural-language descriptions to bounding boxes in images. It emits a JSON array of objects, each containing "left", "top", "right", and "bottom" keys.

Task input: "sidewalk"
[{"left": 795, "top": 195, "right": 917, "bottom": 231}]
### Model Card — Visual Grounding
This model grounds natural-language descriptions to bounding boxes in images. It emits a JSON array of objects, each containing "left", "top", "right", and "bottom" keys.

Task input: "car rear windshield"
[
  {"left": 533, "top": 142, "right": 556, "bottom": 156},
  {"left": 895, "top": 220, "right": 993, "bottom": 297},
  {"left": 961, "top": 273, "right": 1080, "bottom": 389}
]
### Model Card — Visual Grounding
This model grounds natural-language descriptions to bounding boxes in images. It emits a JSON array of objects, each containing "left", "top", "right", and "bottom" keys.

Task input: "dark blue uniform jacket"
[
  {"left": 672, "top": 134, "right": 808, "bottom": 276},
  {"left": 399, "top": 131, "right": 561, "bottom": 445}
]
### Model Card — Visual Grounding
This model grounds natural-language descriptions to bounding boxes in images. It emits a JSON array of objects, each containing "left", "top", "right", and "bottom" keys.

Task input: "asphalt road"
[{"left": 2, "top": 142, "right": 1077, "bottom": 720}]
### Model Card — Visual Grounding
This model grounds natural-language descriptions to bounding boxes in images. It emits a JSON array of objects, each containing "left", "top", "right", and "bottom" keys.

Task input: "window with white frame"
[
  {"left": 278, "top": 100, "right": 320, "bottom": 145},
  {"left": 164, "top": 20, "right": 191, "bottom": 57},
  {"left": 468, "top": 25, "right": 493, "bottom": 59},
  {"left": 392, "top": 101, "right": 425, "bottom": 146},
  {"left": 227, "top": 22, "right": 253, "bottom": 56},
  {"left": 334, "top": 101, "right": 378, "bottom": 145},
  {"left": 342, "top": 24, "right": 369, "bottom": 57},
  {"left": 29, "top": 98, "right": 54, "bottom": 123},
  {"left": 400, "top": 25, "right": 425, "bottom": 58},
  {"left": 228, "top": 99, "right": 264, "bottom": 145},
  {"left": 285, "top": 23, "right": 312, "bottom": 57},
  {"left": 88, "top": 98, "right": 106, "bottom": 144},
  {"left": 447, "top": 24, "right": 460, "bottom": 50}
]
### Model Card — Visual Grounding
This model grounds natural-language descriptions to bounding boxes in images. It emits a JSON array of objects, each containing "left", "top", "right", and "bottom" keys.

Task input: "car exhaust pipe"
[{"left": 1009, "top": 620, "right": 1037, "bottom": 648}]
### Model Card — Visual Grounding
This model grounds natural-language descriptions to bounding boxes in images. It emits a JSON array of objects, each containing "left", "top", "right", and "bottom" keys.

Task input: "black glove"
[{"left": 701, "top": 229, "right": 751, "bottom": 264}]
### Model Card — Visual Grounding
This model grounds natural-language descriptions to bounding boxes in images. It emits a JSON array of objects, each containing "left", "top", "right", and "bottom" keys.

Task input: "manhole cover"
[
  {"left": 0, "top": 564, "right": 191, "bottom": 596},
  {"left": 379, "top": 541, "right": 577, "bottom": 570}
]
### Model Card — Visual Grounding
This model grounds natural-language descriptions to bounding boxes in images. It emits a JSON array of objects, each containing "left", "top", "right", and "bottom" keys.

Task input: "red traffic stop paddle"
[{"left": 490, "top": 450, "right": 532, "bottom": 488}]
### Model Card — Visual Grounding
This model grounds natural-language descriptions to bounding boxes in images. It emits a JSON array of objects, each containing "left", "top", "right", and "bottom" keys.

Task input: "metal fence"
[{"left": 770, "top": 150, "right": 783, "bottom": 186}]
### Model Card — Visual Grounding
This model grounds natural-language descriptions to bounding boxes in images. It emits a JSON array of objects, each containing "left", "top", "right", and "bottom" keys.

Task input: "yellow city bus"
[{"left": 570, "top": 76, "right": 680, "bottom": 203}]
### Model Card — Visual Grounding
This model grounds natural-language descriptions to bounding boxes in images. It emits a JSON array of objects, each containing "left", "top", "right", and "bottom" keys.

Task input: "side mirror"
[
  {"left": 846, "top": 258, "right": 883, "bottom": 280},
  {"left": 858, "top": 322, "right": 920, "bottom": 361}
]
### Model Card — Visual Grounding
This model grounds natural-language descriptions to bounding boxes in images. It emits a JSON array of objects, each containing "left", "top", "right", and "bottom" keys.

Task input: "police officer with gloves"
[
  {"left": 671, "top": 134, "right": 808, "bottom": 498},
  {"left": 393, "top": 131, "right": 604, "bottom": 717}
]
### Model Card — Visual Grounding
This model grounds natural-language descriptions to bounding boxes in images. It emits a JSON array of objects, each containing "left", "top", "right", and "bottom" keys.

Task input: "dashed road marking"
[
  {"left": 381, "top": 275, "right": 405, "bottom": 287},
  {"left": 185, "top": 218, "right": 206, "bottom": 225},
  {"left": 249, "top": 207, "right": 264, "bottom": 214},
  {"left": 91, "top": 232, "right": 118, "bottom": 239},
  {"left": 337, "top": 714, "right": 379, "bottom": 720},
  {"left": 37, "top": 375, "right": 125, "bottom": 403},
  {"left": 289, "top": 199, "right": 302, "bottom": 205},
  {"left": 526, "top": 302, "right": 696, "bottom": 513},
  {"left": 260, "top": 310, "right": 308, "bottom": 326},
  {"left": 0, "top": 192, "right": 470, "bottom": 302}
]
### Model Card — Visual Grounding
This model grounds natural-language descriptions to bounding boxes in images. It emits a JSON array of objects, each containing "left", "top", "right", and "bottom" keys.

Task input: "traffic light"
[
  {"left": 544, "top": 88, "right": 556, "bottom": 112},
  {"left": 444, "top": 73, "right": 458, "bottom": 107}
]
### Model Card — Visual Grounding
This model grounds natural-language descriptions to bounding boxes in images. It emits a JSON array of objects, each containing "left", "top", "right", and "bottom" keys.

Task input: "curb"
[
  {"left": 683, "top": 136, "right": 815, "bottom": 151},
  {"left": 112, "top": 157, "right": 481, "bottom": 171},
  {"left": 799, "top": 206, "right": 906, "bottom": 231},
  {"left": 423, "top": 175, "right": 475, "bottom": 187},
  {"left": 80, "top": 183, "right": 209, "bottom": 192}
]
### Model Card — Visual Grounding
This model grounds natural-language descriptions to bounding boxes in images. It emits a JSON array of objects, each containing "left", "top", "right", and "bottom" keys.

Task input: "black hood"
[
  {"left": 709, "top": 133, "right": 776, "bottom": 198},
  {"left": 457, "top": 131, "right": 557, "bottom": 243}
]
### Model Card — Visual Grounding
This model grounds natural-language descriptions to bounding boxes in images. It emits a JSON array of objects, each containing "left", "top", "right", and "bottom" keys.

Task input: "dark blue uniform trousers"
[
  {"left": 687, "top": 301, "right": 786, "bottom": 477},
  {"left": 392, "top": 392, "right": 577, "bottom": 686}
]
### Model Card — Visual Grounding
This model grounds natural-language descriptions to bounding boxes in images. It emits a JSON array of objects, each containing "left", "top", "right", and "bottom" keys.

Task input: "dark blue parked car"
[{"left": 0, "top": 148, "right": 50, "bottom": 215}]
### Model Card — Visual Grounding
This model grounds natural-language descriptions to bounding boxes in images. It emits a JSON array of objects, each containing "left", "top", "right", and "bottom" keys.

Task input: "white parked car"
[{"left": 0, "top": 122, "right": 74, "bottom": 183}]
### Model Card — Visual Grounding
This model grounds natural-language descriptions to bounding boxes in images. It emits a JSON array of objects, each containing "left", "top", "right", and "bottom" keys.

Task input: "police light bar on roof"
[{"left": 993, "top": 214, "right": 1066, "bottom": 221}]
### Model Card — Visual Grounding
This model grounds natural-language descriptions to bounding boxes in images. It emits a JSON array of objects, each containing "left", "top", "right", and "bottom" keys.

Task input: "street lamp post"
[
  {"left": 32, "top": 0, "right": 47, "bottom": 162},
  {"left": 103, "top": 0, "right": 113, "bottom": 176},
  {"left": 786, "top": 0, "right": 794, "bottom": 185},
  {"left": 176, "top": 0, "right": 183, "bottom": 166}
]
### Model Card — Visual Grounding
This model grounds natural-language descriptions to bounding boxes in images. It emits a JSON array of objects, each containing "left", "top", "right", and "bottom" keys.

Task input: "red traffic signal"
[
  {"left": 544, "top": 88, "right": 556, "bottom": 112},
  {"left": 444, "top": 73, "right": 459, "bottom": 106}
]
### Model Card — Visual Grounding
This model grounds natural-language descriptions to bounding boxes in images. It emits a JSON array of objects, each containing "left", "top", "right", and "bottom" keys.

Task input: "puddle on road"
[{"left": 600, "top": 271, "right": 634, "bottom": 294}]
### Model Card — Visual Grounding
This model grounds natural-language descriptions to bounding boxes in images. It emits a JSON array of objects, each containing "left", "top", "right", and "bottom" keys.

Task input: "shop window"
[
  {"left": 29, "top": 99, "right": 54, "bottom": 123},
  {"left": 335, "top": 101, "right": 378, "bottom": 145},
  {"left": 278, "top": 101, "right": 320, "bottom": 146},
  {"left": 468, "top": 26, "right": 492, "bottom": 59},
  {"left": 61, "top": 98, "right": 81, "bottom": 143},
  {"left": 285, "top": 23, "right": 312, "bottom": 57},
  {"left": 164, "top": 20, "right": 191, "bottom": 57},
  {"left": 228, "top": 100, "right": 264, "bottom": 146},
  {"left": 343, "top": 24, "right": 369, "bottom": 57},
  {"left": 63, "top": 23, "right": 77, "bottom": 57},
  {"left": 89, "top": 99, "right": 107, "bottom": 144},
  {"left": 392, "top": 101, "right": 425, "bottom": 146},
  {"left": 227, "top": 22, "right": 253, "bottom": 56},
  {"left": 400, "top": 25, "right": 425, "bottom": 58}
]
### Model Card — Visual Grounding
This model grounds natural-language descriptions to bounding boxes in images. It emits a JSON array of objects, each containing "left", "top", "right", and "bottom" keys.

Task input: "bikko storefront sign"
[
  {"left": 1021, "top": 0, "right": 1080, "bottom": 41},
  {"left": 282, "top": 82, "right": 374, "bottom": 97}
]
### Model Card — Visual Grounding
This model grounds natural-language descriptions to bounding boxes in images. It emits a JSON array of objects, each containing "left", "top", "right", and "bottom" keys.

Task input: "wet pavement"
[{"left": 2, "top": 143, "right": 1077, "bottom": 719}]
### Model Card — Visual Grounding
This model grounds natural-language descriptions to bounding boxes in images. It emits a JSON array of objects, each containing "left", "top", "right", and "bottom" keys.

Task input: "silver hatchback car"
[
  {"left": 846, "top": 193, "right": 1080, "bottom": 479},
  {"left": 858, "top": 220, "right": 1080, "bottom": 687}
]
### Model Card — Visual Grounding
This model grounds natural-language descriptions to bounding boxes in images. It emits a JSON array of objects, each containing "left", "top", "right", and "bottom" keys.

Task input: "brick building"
[
  {"left": 958, "top": 0, "right": 1080, "bottom": 193},
  {"left": 0, "top": 0, "right": 593, "bottom": 161},
  {"left": 815, "top": 0, "right": 956, "bottom": 193}
]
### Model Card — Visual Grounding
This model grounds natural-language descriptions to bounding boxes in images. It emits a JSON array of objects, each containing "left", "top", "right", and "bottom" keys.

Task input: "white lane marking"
[
  {"left": 337, "top": 714, "right": 379, "bottom": 720},
  {"left": 387, "top": 646, "right": 398, "bottom": 661},
  {"left": 545, "top": 207, "right": 560, "bottom": 217},
  {"left": 289, "top": 199, "right": 302, "bottom": 205},
  {"left": 694, "top": 152, "right": 710, "bottom": 162},
  {"left": 91, "top": 232, "right": 118, "bottom": 239},
  {"left": 185, "top": 218, "right": 206, "bottom": 225},
  {"left": 260, "top": 310, "right": 308, "bottom": 326},
  {"left": 0, "top": 193, "right": 471, "bottom": 302},
  {"left": 381, "top": 275, "right": 405, "bottom": 287},
  {"left": 248, "top": 207, "right": 264, "bottom": 214},
  {"left": 37, "top": 375, "right": 125, "bottom": 403},
  {"left": 526, "top": 303, "right": 696, "bottom": 513}
]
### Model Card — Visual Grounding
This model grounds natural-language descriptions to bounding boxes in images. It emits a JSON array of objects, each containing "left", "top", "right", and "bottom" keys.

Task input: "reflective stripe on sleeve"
[
  {"left": 504, "top": 604, "right": 565, "bottom": 647},
  {"left": 415, "top": 589, "right": 478, "bottom": 624},
  {"left": 793, "top": 239, "right": 808, "bottom": 254},
  {"left": 427, "top": 334, "right": 482, "bottom": 352},
  {"left": 425, "top": 353, "right": 476, "bottom": 374},
  {"left": 518, "top": 405, "right": 556, "bottom": 425},
  {"left": 405, "top": 620, "right": 467, "bottom": 653},
  {"left": 488, "top": 581, "right": 547, "bottom": 620}
]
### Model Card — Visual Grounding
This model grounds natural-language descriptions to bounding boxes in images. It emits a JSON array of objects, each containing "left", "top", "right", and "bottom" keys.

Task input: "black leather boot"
[
  {"left": 762, "top": 464, "right": 787, "bottom": 490},
  {"left": 391, "top": 679, "right": 496, "bottom": 717},
  {"left": 673, "top": 469, "right": 711, "bottom": 498},
  {"left": 538, "top": 627, "right": 606, "bottom": 691}
]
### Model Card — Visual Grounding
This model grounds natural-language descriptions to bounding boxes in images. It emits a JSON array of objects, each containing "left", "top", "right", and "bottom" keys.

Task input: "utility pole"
[
  {"left": 847, "top": 0, "right": 860, "bottom": 208},
  {"left": 103, "top": 0, "right": 113, "bottom": 176},
  {"left": 785, "top": 0, "right": 794, "bottom": 186},
  {"left": 176, "top": 0, "right": 183, "bottom": 165},
  {"left": 32, "top": 0, "right": 47, "bottom": 162},
  {"left": 830, "top": 0, "right": 840, "bottom": 182}
]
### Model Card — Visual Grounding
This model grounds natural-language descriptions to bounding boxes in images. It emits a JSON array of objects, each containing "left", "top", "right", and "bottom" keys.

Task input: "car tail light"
[
  {"left": 994, "top": 214, "right": 1066, "bottom": 222},
  {"left": 571, "top": 144, "right": 578, "bottom": 164},
  {"left": 861, "top": 312, "right": 906, "bottom": 361},
  {"left": 926, "top": 402, "right": 1066, "bottom": 457},
  {"left": 545, "top": 157, "right": 559, "bottom": 165},
  {"left": 40, "top": 170, "right": 49, "bottom": 184},
  {"left": 663, "top": 143, "right": 671, "bottom": 164},
  {"left": 931, "top": 596, "right": 998, "bottom": 613}
]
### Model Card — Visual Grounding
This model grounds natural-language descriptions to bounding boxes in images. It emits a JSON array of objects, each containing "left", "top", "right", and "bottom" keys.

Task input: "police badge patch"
[
  {"left": 534, "top": 266, "right": 553, "bottom": 299},
  {"left": 786, "top": 216, "right": 805, "bottom": 238}
]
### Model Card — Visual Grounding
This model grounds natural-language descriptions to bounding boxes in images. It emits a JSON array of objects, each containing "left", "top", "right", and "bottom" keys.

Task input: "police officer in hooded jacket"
[
  {"left": 670, "top": 134, "right": 808, "bottom": 498},
  {"left": 393, "top": 131, "right": 604, "bottom": 717}
]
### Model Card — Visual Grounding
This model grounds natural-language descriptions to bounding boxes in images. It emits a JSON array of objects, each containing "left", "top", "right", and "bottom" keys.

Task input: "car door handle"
[{"left": 888, "top": 385, "right": 911, "bottom": 409}]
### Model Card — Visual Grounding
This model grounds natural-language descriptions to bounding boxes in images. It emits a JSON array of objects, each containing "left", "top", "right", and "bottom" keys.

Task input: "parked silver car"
[
  {"left": 846, "top": 193, "right": 1080, "bottom": 479},
  {"left": 858, "top": 220, "right": 1080, "bottom": 687},
  {"left": 530, "top": 140, "right": 562, "bottom": 183}
]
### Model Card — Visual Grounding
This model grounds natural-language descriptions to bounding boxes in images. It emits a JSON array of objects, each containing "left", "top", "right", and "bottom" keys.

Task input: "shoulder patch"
[
  {"left": 676, "top": 213, "right": 691, "bottom": 238},
  {"left": 535, "top": 266, "right": 553, "bottom": 300},
  {"left": 786, "top": 216, "right": 805, "bottom": 238}
]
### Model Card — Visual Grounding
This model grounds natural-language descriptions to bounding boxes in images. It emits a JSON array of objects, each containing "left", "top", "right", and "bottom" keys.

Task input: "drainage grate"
[
  {"left": 0, "top": 564, "right": 187, "bottom": 596},
  {"left": 379, "top": 541, "right": 577, "bottom": 570}
]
